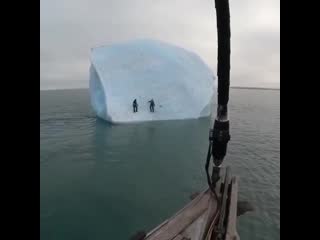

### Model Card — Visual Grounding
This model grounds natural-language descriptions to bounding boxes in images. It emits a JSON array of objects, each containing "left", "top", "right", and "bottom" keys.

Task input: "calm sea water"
[{"left": 40, "top": 89, "right": 280, "bottom": 240}]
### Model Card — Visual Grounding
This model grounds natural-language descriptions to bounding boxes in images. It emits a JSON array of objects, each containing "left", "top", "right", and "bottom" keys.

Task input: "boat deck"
[{"left": 143, "top": 176, "right": 239, "bottom": 240}]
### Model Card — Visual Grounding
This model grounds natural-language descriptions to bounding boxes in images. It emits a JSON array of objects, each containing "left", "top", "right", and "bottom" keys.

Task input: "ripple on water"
[{"left": 40, "top": 89, "right": 279, "bottom": 240}]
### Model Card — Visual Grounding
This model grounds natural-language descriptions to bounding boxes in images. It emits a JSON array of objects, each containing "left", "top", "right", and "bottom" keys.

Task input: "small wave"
[{"left": 40, "top": 115, "right": 96, "bottom": 123}]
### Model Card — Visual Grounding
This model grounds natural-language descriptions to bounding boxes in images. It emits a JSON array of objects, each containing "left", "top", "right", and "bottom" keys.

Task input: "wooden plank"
[
  {"left": 144, "top": 169, "right": 240, "bottom": 240},
  {"left": 225, "top": 176, "right": 240, "bottom": 240},
  {"left": 198, "top": 190, "right": 220, "bottom": 240},
  {"left": 145, "top": 191, "right": 206, "bottom": 239},
  {"left": 146, "top": 192, "right": 209, "bottom": 240},
  {"left": 145, "top": 189, "right": 216, "bottom": 240},
  {"left": 181, "top": 211, "right": 209, "bottom": 239},
  {"left": 172, "top": 234, "right": 184, "bottom": 240}
]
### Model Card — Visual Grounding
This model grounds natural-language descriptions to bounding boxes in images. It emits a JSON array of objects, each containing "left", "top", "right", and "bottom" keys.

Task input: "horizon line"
[
  {"left": 40, "top": 86, "right": 280, "bottom": 91},
  {"left": 230, "top": 86, "right": 280, "bottom": 91}
]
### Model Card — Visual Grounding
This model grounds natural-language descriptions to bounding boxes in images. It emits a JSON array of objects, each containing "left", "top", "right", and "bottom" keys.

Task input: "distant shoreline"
[
  {"left": 40, "top": 87, "right": 88, "bottom": 91},
  {"left": 230, "top": 87, "right": 280, "bottom": 91},
  {"left": 41, "top": 86, "right": 280, "bottom": 91}
]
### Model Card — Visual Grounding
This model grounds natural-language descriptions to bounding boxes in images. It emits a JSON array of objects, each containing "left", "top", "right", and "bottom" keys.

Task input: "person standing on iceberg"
[
  {"left": 148, "top": 99, "right": 155, "bottom": 112},
  {"left": 133, "top": 99, "right": 138, "bottom": 113}
]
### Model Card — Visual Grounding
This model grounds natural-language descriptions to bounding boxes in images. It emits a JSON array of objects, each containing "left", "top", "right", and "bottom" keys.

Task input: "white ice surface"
[{"left": 89, "top": 39, "right": 216, "bottom": 123}]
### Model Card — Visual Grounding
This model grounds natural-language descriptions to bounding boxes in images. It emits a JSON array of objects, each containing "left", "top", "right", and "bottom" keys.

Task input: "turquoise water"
[{"left": 40, "top": 89, "right": 280, "bottom": 240}]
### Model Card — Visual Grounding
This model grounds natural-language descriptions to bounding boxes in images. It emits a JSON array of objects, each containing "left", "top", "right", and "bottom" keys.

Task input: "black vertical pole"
[
  {"left": 208, "top": 0, "right": 231, "bottom": 190},
  {"left": 215, "top": 0, "right": 231, "bottom": 107},
  {"left": 211, "top": 0, "right": 231, "bottom": 167}
]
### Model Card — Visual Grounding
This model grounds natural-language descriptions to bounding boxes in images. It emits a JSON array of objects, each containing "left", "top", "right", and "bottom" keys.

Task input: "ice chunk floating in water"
[{"left": 89, "top": 39, "right": 216, "bottom": 123}]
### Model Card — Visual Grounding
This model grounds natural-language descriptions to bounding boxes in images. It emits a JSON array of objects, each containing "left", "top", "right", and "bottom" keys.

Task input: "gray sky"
[{"left": 40, "top": 0, "right": 279, "bottom": 90}]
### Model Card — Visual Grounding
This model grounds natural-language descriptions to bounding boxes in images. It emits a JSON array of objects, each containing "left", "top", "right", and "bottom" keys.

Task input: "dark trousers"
[
  {"left": 150, "top": 105, "right": 154, "bottom": 112},
  {"left": 133, "top": 106, "right": 138, "bottom": 112}
]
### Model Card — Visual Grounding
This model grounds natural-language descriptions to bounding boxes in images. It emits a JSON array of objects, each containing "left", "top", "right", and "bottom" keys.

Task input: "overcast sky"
[{"left": 40, "top": 0, "right": 280, "bottom": 90}]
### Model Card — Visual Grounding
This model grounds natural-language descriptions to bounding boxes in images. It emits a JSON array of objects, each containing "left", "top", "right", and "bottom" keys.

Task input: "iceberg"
[{"left": 89, "top": 39, "right": 216, "bottom": 123}]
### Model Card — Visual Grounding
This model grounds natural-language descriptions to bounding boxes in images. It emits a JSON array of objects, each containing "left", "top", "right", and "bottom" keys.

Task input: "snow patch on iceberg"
[{"left": 89, "top": 39, "right": 216, "bottom": 123}]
